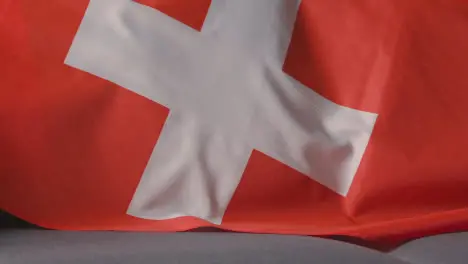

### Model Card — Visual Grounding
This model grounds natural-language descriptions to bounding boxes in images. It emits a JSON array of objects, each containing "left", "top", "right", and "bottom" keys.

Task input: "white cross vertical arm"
[
  {"left": 126, "top": 111, "right": 252, "bottom": 223},
  {"left": 202, "top": 0, "right": 301, "bottom": 63}
]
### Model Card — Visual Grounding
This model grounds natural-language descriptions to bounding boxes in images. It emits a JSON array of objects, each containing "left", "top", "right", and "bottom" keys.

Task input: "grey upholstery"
[
  {"left": 1, "top": 212, "right": 466, "bottom": 264},
  {"left": 0, "top": 230, "right": 405, "bottom": 264},
  {"left": 391, "top": 232, "right": 468, "bottom": 264}
]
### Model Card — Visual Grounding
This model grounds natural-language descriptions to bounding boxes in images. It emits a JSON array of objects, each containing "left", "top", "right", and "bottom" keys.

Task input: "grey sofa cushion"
[
  {"left": 391, "top": 232, "right": 468, "bottom": 264},
  {"left": 0, "top": 230, "right": 405, "bottom": 264}
]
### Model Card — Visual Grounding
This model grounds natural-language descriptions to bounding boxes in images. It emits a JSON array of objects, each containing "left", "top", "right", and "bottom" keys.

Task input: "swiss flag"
[{"left": 1, "top": 0, "right": 468, "bottom": 245}]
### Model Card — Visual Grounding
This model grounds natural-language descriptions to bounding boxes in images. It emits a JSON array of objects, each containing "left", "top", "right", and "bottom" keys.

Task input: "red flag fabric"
[{"left": 1, "top": 0, "right": 468, "bottom": 245}]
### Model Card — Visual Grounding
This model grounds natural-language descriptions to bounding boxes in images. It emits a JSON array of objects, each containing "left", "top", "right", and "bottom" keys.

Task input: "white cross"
[{"left": 66, "top": 0, "right": 377, "bottom": 224}]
